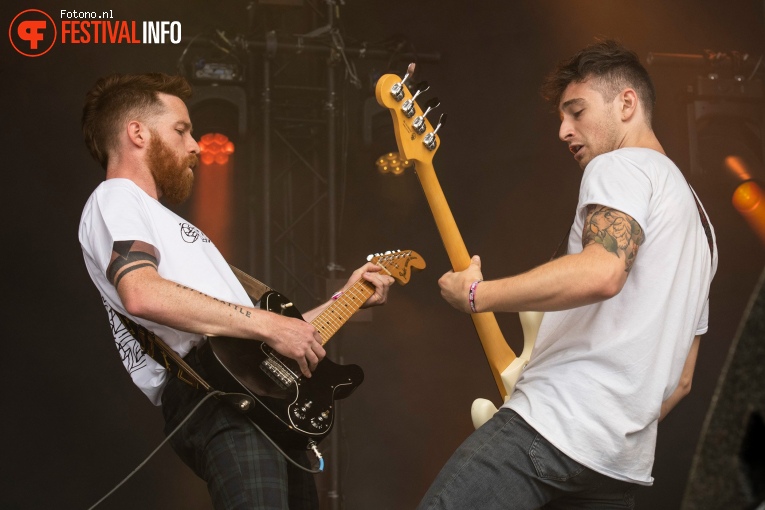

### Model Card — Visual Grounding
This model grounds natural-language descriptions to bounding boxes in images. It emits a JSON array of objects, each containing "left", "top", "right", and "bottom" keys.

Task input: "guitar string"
[
  {"left": 316, "top": 291, "right": 373, "bottom": 340},
  {"left": 314, "top": 281, "right": 374, "bottom": 343}
]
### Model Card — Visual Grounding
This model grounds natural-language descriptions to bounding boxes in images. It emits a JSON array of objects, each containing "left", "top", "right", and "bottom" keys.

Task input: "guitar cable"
[{"left": 87, "top": 390, "right": 325, "bottom": 510}]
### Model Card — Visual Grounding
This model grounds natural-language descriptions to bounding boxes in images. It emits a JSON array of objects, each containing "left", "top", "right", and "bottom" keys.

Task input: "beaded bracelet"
[{"left": 468, "top": 280, "right": 482, "bottom": 313}]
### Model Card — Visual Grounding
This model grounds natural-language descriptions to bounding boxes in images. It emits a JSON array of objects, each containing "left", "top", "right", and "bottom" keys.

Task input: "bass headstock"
[
  {"left": 374, "top": 63, "right": 447, "bottom": 167},
  {"left": 367, "top": 249, "right": 426, "bottom": 285}
]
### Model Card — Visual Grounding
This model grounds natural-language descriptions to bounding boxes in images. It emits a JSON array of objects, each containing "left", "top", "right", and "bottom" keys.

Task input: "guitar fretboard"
[{"left": 312, "top": 279, "right": 375, "bottom": 344}]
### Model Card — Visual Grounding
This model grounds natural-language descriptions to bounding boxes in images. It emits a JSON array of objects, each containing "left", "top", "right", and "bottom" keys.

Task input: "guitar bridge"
[{"left": 261, "top": 357, "right": 296, "bottom": 389}]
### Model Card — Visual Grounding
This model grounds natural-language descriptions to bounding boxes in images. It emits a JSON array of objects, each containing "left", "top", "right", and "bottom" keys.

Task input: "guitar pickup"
[{"left": 261, "top": 358, "right": 296, "bottom": 389}]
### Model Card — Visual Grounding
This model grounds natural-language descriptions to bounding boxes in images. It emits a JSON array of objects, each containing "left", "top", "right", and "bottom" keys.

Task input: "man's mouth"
[{"left": 569, "top": 144, "right": 584, "bottom": 159}]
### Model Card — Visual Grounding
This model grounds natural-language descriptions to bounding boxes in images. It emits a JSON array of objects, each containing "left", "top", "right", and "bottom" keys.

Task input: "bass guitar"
[
  {"left": 198, "top": 249, "right": 426, "bottom": 449},
  {"left": 374, "top": 65, "right": 543, "bottom": 429}
]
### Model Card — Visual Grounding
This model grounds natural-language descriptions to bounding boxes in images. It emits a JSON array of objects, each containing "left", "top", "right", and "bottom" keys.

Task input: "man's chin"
[{"left": 161, "top": 174, "right": 194, "bottom": 204}]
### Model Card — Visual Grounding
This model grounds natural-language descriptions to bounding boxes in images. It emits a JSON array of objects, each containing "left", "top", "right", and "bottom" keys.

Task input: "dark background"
[{"left": 2, "top": 1, "right": 764, "bottom": 509}]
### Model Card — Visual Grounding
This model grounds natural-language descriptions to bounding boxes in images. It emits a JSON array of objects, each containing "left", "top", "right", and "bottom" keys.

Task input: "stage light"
[
  {"left": 199, "top": 132, "right": 235, "bottom": 165},
  {"left": 732, "top": 180, "right": 765, "bottom": 246},
  {"left": 375, "top": 152, "right": 411, "bottom": 175},
  {"left": 726, "top": 155, "right": 765, "bottom": 247},
  {"left": 190, "top": 133, "right": 236, "bottom": 259}
]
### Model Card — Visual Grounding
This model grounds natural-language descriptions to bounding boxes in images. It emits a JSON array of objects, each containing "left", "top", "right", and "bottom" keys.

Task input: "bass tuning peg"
[
  {"left": 401, "top": 81, "right": 430, "bottom": 118},
  {"left": 390, "top": 62, "right": 416, "bottom": 102},
  {"left": 423, "top": 113, "right": 448, "bottom": 151},
  {"left": 412, "top": 97, "right": 440, "bottom": 135}
]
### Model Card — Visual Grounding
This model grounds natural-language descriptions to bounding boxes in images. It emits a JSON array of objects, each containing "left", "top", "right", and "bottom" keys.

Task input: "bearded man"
[{"left": 78, "top": 73, "right": 394, "bottom": 509}]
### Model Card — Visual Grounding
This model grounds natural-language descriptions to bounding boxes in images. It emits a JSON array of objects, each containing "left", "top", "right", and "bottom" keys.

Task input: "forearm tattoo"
[
  {"left": 175, "top": 283, "right": 253, "bottom": 318},
  {"left": 107, "top": 240, "right": 159, "bottom": 288},
  {"left": 583, "top": 205, "right": 645, "bottom": 272}
]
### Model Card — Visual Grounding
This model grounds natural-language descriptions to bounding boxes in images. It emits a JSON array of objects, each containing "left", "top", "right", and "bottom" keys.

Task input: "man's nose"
[
  {"left": 559, "top": 119, "right": 573, "bottom": 142},
  {"left": 189, "top": 136, "right": 200, "bottom": 154}
]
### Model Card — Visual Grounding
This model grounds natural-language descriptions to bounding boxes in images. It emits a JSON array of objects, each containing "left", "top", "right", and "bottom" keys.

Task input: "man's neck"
[
  {"left": 106, "top": 162, "right": 160, "bottom": 200},
  {"left": 619, "top": 124, "right": 665, "bottom": 156}
]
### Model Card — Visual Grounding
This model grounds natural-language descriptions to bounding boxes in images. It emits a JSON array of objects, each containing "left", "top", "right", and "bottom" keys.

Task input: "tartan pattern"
[{"left": 161, "top": 348, "right": 319, "bottom": 509}]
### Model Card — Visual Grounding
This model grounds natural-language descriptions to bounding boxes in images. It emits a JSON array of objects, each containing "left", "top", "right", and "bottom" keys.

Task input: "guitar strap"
[
  {"left": 112, "top": 264, "right": 272, "bottom": 390},
  {"left": 688, "top": 184, "right": 715, "bottom": 262}
]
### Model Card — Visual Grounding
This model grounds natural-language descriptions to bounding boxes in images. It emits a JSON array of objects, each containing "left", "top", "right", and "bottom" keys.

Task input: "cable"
[
  {"left": 87, "top": 390, "right": 325, "bottom": 509},
  {"left": 87, "top": 390, "right": 224, "bottom": 510},
  {"left": 242, "top": 414, "right": 325, "bottom": 474}
]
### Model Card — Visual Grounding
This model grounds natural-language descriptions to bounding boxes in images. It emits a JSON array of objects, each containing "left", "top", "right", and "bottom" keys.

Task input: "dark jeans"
[
  {"left": 418, "top": 408, "right": 637, "bottom": 510},
  {"left": 161, "top": 347, "right": 319, "bottom": 510}
]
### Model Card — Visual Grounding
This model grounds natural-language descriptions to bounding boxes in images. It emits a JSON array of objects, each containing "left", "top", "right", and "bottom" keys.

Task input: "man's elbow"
[
  {"left": 120, "top": 286, "right": 150, "bottom": 317},
  {"left": 677, "top": 375, "right": 693, "bottom": 399},
  {"left": 117, "top": 277, "right": 160, "bottom": 319},
  {"left": 591, "top": 271, "right": 627, "bottom": 301}
]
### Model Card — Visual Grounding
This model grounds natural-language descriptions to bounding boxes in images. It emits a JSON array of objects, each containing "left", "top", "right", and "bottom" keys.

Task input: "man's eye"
[
  {"left": 176, "top": 129, "right": 184, "bottom": 135},
  {"left": 573, "top": 110, "right": 584, "bottom": 118}
]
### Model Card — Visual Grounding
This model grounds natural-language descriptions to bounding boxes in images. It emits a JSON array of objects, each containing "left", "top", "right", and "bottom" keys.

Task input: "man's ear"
[
  {"left": 620, "top": 88, "right": 638, "bottom": 121},
  {"left": 126, "top": 120, "right": 148, "bottom": 148}
]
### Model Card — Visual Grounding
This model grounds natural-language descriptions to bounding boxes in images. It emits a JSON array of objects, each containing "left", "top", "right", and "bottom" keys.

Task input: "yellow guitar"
[{"left": 375, "top": 64, "right": 543, "bottom": 428}]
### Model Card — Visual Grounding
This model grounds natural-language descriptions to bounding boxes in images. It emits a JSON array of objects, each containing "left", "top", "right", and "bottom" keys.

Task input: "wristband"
[
  {"left": 468, "top": 280, "right": 482, "bottom": 313},
  {"left": 331, "top": 291, "right": 344, "bottom": 300}
]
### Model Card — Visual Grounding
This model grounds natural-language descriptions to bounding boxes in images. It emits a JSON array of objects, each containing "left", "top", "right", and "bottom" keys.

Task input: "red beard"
[{"left": 147, "top": 131, "right": 197, "bottom": 204}]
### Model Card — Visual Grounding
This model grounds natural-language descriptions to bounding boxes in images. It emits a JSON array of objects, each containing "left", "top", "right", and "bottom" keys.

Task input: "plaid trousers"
[{"left": 161, "top": 347, "right": 319, "bottom": 510}]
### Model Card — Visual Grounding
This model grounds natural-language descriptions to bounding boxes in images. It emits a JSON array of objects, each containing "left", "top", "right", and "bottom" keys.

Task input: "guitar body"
[{"left": 197, "top": 290, "right": 364, "bottom": 450}]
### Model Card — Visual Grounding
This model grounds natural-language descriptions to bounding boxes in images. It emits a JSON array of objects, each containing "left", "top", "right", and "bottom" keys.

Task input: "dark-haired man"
[
  {"left": 419, "top": 40, "right": 717, "bottom": 509},
  {"left": 78, "top": 73, "right": 394, "bottom": 509}
]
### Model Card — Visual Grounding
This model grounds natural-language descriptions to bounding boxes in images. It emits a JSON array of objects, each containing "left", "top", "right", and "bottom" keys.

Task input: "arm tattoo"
[
  {"left": 107, "top": 240, "right": 160, "bottom": 288},
  {"left": 582, "top": 205, "right": 645, "bottom": 272},
  {"left": 175, "top": 283, "right": 253, "bottom": 318}
]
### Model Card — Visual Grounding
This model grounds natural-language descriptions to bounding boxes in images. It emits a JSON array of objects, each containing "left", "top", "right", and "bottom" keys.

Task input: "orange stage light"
[
  {"left": 732, "top": 180, "right": 765, "bottom": 247},
  {"left": 191, "top": 132, "right": 237, "bottom": 259},
  {"left": 199, "top": 132, "right": 236, "bottom": 165}
]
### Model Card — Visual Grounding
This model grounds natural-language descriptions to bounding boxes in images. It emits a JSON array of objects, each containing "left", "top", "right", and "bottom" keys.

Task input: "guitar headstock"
[
  {"left": 374, "top": 63, "right": 446, "bottom": 167},
  {"left": 367, "top": 249, "right": 426, "bottom": 285}
]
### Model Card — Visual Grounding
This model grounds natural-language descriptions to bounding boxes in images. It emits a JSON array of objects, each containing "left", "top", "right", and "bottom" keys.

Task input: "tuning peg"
[
  {"left": 390, "top": 62, "right": 416, "bottom": 102},
  {"left": 367, "top": 254, "right": 373, "bottom": 261},
  {"left": 401, "top": 81, "right": 430, "bottom": 118},
  {"left": 423, "top": 113, "right": 448, "bottom": 151},
  {"left": 412, "top": 97, "right": 440, "bottom": 134}
]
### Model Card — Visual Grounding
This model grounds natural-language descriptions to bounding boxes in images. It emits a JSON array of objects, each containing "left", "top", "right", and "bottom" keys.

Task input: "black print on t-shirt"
[
  {"left": 102, "top": 297, "right": 146, "bottom": 374},
  {"left": 180, "top": 222, "right": 210, "bottom": 243}
]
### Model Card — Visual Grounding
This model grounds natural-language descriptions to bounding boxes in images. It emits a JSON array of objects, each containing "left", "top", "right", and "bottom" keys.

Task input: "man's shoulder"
[
  {"left": 586, "top": 148, "right": 680, "bottom": 183},
  {"left": 595, "top": 147, "right": 672, "bottom": 166},
  {"left": 94, "top": 177, "right": 144, "bottom": 196}
]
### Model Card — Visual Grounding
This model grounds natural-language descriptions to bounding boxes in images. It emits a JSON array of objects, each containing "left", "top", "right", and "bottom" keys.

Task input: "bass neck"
[{"left": 415, "top": 159, "right": 518, "bottom": 399}]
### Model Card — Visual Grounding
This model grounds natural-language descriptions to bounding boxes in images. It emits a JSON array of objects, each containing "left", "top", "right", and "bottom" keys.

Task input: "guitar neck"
[
  {"left": 311, "top": 279, "right": 375, "bottom": 345},
  {"left": 415, "top": 161, "right": 472, "bottom": 270},
  {"left": 415, "top": 160, "right": 518, "bottom": 398}
]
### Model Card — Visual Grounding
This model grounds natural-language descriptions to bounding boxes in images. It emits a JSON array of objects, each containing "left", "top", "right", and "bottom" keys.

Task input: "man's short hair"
[
  {"left": 541, "top": 40, "right": 656, "bottom": 125},
  {"left": 82, "top": 73, "right": 192, "bottom": 169}
]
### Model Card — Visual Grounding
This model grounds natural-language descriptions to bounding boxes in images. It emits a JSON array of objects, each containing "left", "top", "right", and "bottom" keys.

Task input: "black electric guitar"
[{"left": 197, "top": 250, "right": 425, "bottom": 449}]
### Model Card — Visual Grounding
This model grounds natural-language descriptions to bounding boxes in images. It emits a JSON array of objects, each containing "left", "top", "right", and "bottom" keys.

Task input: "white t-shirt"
[
  {"left": 79, "top": 178, "right": 252, "bottom": 405},
  {"left": 505, "top": 148, "right": 717, "bottom": 485}
]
